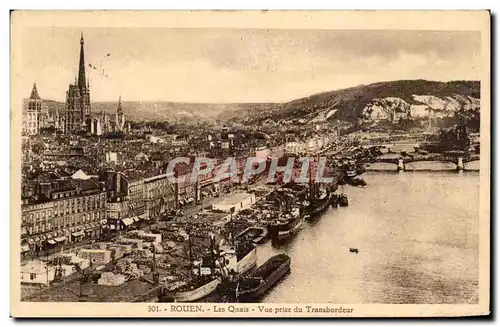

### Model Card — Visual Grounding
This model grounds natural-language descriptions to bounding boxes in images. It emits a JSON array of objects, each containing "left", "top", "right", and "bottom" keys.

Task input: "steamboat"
[
  {"left": 221, "top": 207, "right": 258, "bottom": 276},
  {"left": 157, "top": 257, "right": 222, "bottom": 303},
  {"left": 267, "top": 207, "right": 304, "bottom": 243},
  {"left": 304, "top": 160, "right": 333, "bottom": 219},
  {"left": 158, "top": 234, "right": 222, "bottom": 302},
  {"left": 305, "top": 186, "right": 332, "bottom": 219},
  {"left": 220, "top": 241, "right": 257, "bottom": 277}
]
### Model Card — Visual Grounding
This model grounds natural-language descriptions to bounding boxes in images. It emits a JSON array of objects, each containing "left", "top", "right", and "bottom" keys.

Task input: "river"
[{"left": 257, "top": 171, "right": 479, "bottom": 304}]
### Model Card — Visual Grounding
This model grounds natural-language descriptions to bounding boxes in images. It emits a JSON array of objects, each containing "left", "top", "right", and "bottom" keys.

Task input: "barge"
[{"left": 231, "top": 253, "right": 291, "bottom": 302}]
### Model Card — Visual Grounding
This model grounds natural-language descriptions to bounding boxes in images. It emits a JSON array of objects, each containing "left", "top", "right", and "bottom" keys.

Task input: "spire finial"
[{"left": 80, "top": 31, "right": 84, "bottom": 43}]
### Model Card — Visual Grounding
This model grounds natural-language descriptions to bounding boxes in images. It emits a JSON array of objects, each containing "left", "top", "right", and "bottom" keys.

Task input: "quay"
[
  {"left": 21, "top": 134, "right": 479, "bottom": 303},
  {"left": 21, "top": 154, "right": 345, "bottom": 303},
  {"left": 21, "top": 132, "right": 479, "bottom": 303}
]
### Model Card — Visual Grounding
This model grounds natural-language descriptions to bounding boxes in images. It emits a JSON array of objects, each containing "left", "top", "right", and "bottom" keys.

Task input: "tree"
[
  {"left": 437, "top": 125, "right": 471, "bottom": 152},
  {"left": 456, "top": 108, "right": 480, "bottom": 133}
]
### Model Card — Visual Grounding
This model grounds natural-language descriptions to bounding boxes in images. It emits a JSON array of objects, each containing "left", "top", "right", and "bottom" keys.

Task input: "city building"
[
  {"left": 64, "top": 33, "right": 91, "bottom": 134},
  {"left": 20, "top": 260, "right": 56, "bottom": 285},
  {"left": 144, "top": 172, "right": 176, "bottom": 219},
  {"left": 21, "top": 174, "right": 107, "bottom": 255},
  {"left": 197, "top": 161, "right": 214, "bottom": 201},
  {"left": 50, "top": 177, "right": 107, "bottom": 242},
  {"left": 102, "top": 151, "right": 122, "bottom": 167},
  {"left": 103, "top": 170, "right": 146, "bottom": 230},
  {"left": 21, "top": 196, "right": 54, "bottom": 255},
  {"left": 174, "top": 163, "right": 197, "bottom": 207}
]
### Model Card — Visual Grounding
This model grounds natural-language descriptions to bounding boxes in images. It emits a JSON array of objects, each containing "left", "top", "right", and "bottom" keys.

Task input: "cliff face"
[
  {"left": 360, "top": 94, "right": 480, "bottom": 123},
  {"left": 267, "top": 80, "right": 480, "bottom": 126}
]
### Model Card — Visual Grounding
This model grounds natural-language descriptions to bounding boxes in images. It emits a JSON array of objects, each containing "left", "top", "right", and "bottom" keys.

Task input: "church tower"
[
  {"left": 24, "top": 82, "right": 42, "bottom": 135},
  {"left": 64, "top": 33, "right": 91, "bottom": 133},
  {"left": 115, "top": 96, "right": 126, "bottom": 131}
]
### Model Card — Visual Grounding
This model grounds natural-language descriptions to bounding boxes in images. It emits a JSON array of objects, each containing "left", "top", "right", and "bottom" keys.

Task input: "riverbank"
[{"left": 186, "top": 170, "right": 480, "bottom": 304}]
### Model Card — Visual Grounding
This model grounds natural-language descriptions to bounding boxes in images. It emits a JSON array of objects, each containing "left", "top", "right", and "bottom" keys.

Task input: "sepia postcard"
[{"left": 10, "top": 10, "right": 491, "bottom": 318}]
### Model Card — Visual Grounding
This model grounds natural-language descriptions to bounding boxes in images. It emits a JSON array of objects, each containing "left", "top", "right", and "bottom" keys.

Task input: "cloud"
[{"left": 20, "top": 28, "right": 481, "bottom": 103}]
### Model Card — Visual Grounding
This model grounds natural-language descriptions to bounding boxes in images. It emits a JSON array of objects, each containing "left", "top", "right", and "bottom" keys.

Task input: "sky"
[{"left": 20, "top": 28, "right": 481, "bottom": 103}]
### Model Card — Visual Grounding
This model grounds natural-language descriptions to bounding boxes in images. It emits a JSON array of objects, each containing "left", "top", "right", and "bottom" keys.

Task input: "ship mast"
[
  {"left": 45, "top": 250, "right": 49, "bottom": 287},
  {"left": 285, "top": 193, "right": 290, "bottom": 213},
  {"left": 187, "top": 232, "right": 194, "bottom": 279},
  {"left": 308, "top": 158, "right": 313, "bottom": 200},
  {"left": 230, "top": 206, "right": 236, "bottom": 246},
  {"left": 210, "top": 234, "right": 217, "bottom": 273},
  {"left": 151, "top": 245, "right": 159, "bottom": 285}
]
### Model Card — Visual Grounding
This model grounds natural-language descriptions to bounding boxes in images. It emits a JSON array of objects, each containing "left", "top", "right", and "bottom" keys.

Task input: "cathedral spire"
[
  {"left": 117, "top": 95, "right": 122, "bottom": 114},
  {"left": 78, "top": 32, "right": 86, "bottom": 90}
]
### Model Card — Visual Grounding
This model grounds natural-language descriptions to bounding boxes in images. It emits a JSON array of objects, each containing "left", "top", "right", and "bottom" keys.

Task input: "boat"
[
  {"left": 158, "top": 274, "right": 221, "bottom": 302},
  {"left": 343, "top": 160, "right": 359, "bottom": 178},
  {"left": 221, "top": 241, "right": 258, "bottom": 277},
  {"left": 345, "top": 169, "right": 357, "bottom": 178},
  {"left": 346, "top": 177, "right": 367, "bottom": 187},
  {"left": 338, "top": 193, "right": 349, "bottom": 207},
  {"left": 281, "top": 183, "right": 309, "bottom": 201},
  {"left": 305, "top": 187, "right": 332, "bottom": 219},
  {"left": 302, "top": 158, "right": 333, "bottom": 220},
  {"left": 231, "top": 253, "right": 291, "bottom": 302},
  {"left": 267, "top": 207, "right": 304, "bottom": 242},
  {"left": 157, "top": 251, "right": 223, "bottom": 302},
  {"left": 237, "top": 226, "right": 268, "bottom": 244},
  {"left": 220, "top": 211, "right": 258, "bottom": 277},
  {"left": 236, "top": 242, "right": 257, "bottom": 275},
  {"left": 158, "top": 234, "right": 222, "bottom": 302}
]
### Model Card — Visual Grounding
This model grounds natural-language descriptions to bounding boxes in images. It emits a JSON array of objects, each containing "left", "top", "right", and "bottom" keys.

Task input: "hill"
[
  {"left": 240, "top": 80, "right": 480, "bottom": 125},
  {"left": 25, "top": 80, "right": 480, "bottom": 128}
]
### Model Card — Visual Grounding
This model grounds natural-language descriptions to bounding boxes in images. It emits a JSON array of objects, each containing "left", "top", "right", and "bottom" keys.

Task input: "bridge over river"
[{"left": 365, "top": 154, "right": 480, "bottom": 172}]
